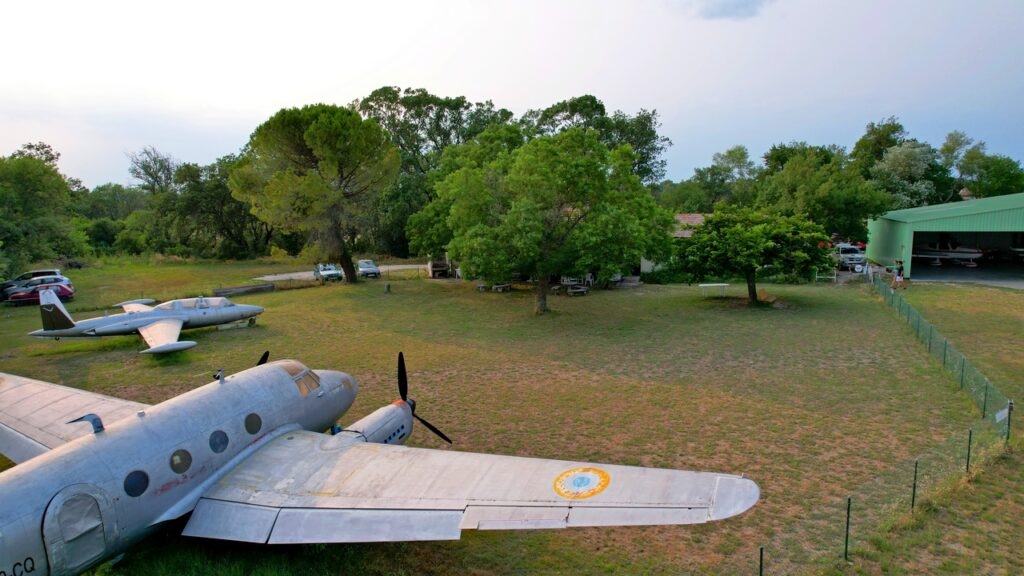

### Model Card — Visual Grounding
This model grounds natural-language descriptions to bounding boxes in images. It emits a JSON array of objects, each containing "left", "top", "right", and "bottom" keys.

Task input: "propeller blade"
[
  {"left": 414, "top": 413, "right": 452, "bottom": 444},
  {"left": 397, "top": 352, "right": 408, "bottom": 401},
  {"left": 257, "top": 351, "right": 270, "bottom": 366}
]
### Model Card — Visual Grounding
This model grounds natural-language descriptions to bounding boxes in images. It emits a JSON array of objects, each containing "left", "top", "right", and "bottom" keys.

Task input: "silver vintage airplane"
[
  {"left": 29, "top": 289, "right": 265, "bottom": 354},
  {"left": 0, "top": 352, "right": 759, "bottom": 576}
]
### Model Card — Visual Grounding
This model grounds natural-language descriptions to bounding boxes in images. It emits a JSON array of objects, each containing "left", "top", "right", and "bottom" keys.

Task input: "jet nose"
[
  {"left": 708, "top": 476, "right": 760, "bottom": 521},
  {"left": 246, "top": 305, "right": 265, "bottom": 316}
]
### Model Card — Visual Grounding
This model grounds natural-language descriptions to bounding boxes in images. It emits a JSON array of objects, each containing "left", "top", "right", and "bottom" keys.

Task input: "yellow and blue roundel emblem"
[{"left": 553, "top": 467, "right": 610, "bottom": 500}]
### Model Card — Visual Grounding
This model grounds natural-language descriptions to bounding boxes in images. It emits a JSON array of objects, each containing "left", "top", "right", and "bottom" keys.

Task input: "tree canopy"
[
  {"left": 679, "top": 206, "right": 830, "bottom": 304},
  {"left": 414, "top": 128, "right": 673, "bottom": 314},
  {"left": 230, "top": 104, "right": 399, "bottom": 280}
]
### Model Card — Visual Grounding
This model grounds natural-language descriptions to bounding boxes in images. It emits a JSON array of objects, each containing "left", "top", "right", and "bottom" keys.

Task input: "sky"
[{"left": 3, "top": 0, "right": 1023, "bottom": 188}]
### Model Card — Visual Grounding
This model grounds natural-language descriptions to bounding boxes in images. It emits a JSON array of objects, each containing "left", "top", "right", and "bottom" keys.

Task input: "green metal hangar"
[{"left": 866, "top": 192, "right": 1024, "bottom": 279}]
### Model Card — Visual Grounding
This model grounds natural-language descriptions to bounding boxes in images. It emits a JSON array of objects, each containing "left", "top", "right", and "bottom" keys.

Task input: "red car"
[{"left": 6, "top": 280, "right": 75, "bottom": 306}]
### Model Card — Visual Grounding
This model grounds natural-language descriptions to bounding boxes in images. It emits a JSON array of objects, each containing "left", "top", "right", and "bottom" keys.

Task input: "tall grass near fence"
[{"left": 745, "top": 276, "right": 1015, "bottom": 575}]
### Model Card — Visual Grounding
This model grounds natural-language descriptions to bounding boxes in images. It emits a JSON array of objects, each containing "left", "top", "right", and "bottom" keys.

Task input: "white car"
[
  {"left": 833, "top": 244, "right": 866, "bottom": 271},
  {"left": 314, "top": 263, "right": 344, "bottom": 282}
]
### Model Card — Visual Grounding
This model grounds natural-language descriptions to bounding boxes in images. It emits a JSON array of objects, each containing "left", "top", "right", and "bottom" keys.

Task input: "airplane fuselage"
[
  {"left": 0, "top": 361, "right": 412, "bottom": 576},
  {"left": 30, "top": 303, "right": 264, "bottom": 340}
]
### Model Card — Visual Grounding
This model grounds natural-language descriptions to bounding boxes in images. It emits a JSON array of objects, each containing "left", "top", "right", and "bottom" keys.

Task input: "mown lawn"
[
  {"left": 836, "top": 283, "right": 1024, "bottom": 576},
  {"left": 0, "top": 262, "right": 985, "bottom": 575}
]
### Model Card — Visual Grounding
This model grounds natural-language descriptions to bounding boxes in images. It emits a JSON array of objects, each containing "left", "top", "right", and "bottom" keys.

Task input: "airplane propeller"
[
  {"left": 257, "top": 350, "right": 270, "bottom": 366},
  {"left": 397, "top": 352, "right": 452, "bottom": 444}
]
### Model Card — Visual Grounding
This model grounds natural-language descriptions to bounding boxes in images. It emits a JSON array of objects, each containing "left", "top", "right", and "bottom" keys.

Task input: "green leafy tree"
[
  {"left": 174, "top": 156, "right": 274, "bottom": 258},
  {"left": 958, "top": 147, "right": 1024, "bottom": 198},
  {"left": 758, "top": 148, "right": 890, "bottom": 240},
  {"left": 358, "top": 87, "right": 513, "bottom": 256},
  {"left": 851, "top": 116, "right": 908, "bottom": 177},
  {"left": 870, "top": 141, "right": 955, "bottom": 208},
  {"left": 0, "top": 154, "right": 78, "bottom": 270},
  {"left": 522, "top": 95, "right": 672, "bottom": 185},
  {"left": 80, "top": 183, "right": 148, "bottom": 221},
  {"left": 679, "top": 206, "right": 830, "bottom": 304},
  {"left": 428, "top": 128, "right": 673, "bottom": 314},
  {"left": 230, "top": 104, "right": 400, "bottom": 281}
]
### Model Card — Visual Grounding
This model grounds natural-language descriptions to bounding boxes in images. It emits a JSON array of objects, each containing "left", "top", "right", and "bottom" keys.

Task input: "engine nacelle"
[{"left": 345, "top": 401, "right": 413, "bottom": 445}]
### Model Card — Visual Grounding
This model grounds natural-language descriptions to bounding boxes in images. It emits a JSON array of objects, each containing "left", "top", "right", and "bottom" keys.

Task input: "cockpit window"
[
  {"left": 155, "top": 301, "right": 177, "bottom": 311},
  {"left": 273, "top": 360, "right": 319, "bottom": 396}
]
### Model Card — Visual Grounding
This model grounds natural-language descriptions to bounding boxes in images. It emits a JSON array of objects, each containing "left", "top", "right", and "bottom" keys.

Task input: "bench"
[
  {"left": 698, "top": 283, "right": 728, "bottom": 297},
  {"left": 491, "top": 283, "right": 511, "bottom": 293},
  {"left": 567, "top": 285, "right": 589, "bottom": 296}
]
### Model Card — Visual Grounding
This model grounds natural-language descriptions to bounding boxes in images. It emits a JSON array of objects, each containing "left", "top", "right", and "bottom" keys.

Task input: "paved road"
[{"left": 255, "top": 264, "right": 426, "bottom": 282}]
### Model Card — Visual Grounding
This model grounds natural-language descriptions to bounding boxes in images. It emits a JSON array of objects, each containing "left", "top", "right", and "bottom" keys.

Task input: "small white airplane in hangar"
[
  {"left": 29, "top": 289, "right": 265, "bottom": 354},
  {"left": 0, "top": 353, "right": 759, "bottom": 576}
]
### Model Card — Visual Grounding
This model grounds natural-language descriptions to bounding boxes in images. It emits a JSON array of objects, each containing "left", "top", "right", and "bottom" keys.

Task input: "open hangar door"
[{"left": 910, "top": 230, "right": 1024, "bottom": 283}]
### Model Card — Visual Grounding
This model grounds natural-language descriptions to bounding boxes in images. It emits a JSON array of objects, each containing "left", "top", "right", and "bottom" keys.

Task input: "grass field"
[
  {"left": 838, "top": 283, "right": 1024, "bottom": 575},
  {"left": 0, "top": 261, "right": 989, "bottom": 574}
]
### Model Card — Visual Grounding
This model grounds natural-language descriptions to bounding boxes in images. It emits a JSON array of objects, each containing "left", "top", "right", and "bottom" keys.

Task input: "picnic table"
[
  {"left": 568, "top": 285, "right": 589, "bottom": 296},
  {"left": 698, "top": 283, "right": 729, "bottom": 297},
  {"left": 491, "top": 283, "right": 511, "bottom": 293}
]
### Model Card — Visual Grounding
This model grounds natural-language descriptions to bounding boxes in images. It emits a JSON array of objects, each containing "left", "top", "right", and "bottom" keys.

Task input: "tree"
[
  {"left": 870, "top": 141, "right": 955, "bottom": 208},
  {"left": 0, "top": 154, "right": 78, "bottom": 270},
  {"left": 959, "top": 151, "right": 1024, "bottom": 198},
  {"left": 174, "top": 156, "right": 274, "bottom": 258},
  {"left": 851, "top": 117, "right": 908, "bottom": 178},
  {"left": 80, "top": 183, "right": 148, "bottom": 221},
  {"left": 358, "top": 87, "right": 513, "bottom": 256},
  {"left": 426, "top": 128, "right": 673, "bottom": 314},
  {"left": 11, "top": 141, "right": 61, "bottom": 168},
  {"left": 758, "top": 148, "right": 890, "bottom": 240},
  {"left": 679, "top": 206, "right": 830, "bottom": 304},
  {"left": 522, "top": 95, "right": 672, "bottom": 185},
  {"left": 230, "top": 104, "right": 400, "bottom": 281}
]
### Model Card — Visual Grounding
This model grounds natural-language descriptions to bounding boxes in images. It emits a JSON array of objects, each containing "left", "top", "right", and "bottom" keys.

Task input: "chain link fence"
[{"left": 732, "top": 273, "right": 1015, "bottom": 574}]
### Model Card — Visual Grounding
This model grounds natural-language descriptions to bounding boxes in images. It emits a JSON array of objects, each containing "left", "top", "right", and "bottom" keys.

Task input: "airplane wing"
[
  {"left": 183, "top": 430, "right": 758, "bottom": 544},
  {"left": 0, "top": 372, "right": 148, "bottom": 463},
  {"left": 137, "top": 318, "right": 196, "bottom": 354}
]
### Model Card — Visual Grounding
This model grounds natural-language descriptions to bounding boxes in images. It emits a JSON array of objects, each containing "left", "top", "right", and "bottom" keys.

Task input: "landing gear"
[{"left": 248, "top": 317, "right": 257, "bottom": 327}]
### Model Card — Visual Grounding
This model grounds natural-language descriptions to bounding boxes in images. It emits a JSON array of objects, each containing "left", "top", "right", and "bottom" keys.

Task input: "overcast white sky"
[{"left": 3, "top": 0, "right": 1022, "bottom": 187}]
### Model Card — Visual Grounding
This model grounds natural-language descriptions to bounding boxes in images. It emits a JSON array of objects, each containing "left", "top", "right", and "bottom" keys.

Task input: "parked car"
[
  {"left": 358, "top": 259, "right": 381, "bottom": 278},
  {"left": 1, "top": 268, "right": 62, "bottom": 299},
  {"left": 3, "top": 275, "right": 72, "bottom": 299},
  {"left": 6, "top": 279, "right": 75, "bottom": 305},
  {"left": 314, "top": 263, "right": 344, "bottom": 282},
  {"left": 833, "top": 243, "right": 866, "bottom": 271}
]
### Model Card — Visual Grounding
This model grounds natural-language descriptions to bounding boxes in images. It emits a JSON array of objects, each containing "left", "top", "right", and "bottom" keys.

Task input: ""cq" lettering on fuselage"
[{"left": 1, "top": 556, "right": 36, "bottom": 576}]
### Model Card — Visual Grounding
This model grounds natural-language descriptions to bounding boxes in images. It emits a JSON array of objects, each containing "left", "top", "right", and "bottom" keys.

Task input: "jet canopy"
[{"left": 155, "top": 297, "right": 235, "bottom": 310}]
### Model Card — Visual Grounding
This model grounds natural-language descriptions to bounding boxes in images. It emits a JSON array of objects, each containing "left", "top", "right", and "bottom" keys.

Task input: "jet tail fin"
[{"left": 39, "top": 289, "right": 75, "bottom": 330}]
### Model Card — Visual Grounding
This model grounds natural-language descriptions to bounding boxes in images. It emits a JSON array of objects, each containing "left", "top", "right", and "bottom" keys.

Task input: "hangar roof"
[{"left": 880, "top": 192, "right": 1024, "bottom": 223}]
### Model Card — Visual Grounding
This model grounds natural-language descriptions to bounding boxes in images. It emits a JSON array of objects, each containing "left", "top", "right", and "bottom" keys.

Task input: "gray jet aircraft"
[
  {"left": 0, "top": 353, "right": 759, "bottom": 576},
  {"left": 29, "top": 289, "right": 265, "bottom": 354}
]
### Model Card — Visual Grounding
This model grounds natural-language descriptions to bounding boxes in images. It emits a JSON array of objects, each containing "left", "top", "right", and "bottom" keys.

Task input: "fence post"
[
  {"left": 982, "top": 379, "right": 989, "bottom": 419},
  {"left": 844, "top": 496, "right": 852, "bottom": 562},
  {"left": 1007, "top": 400, "right": 1014, "bottom": 448},
  {"left": 942, "top": 340, "right": 948, "bottom": 367},
  {"left": 959, "top": 357, "right": 966, "bottom": 390},
  {"left": 759, "top": 546, "right": 764, "bottom": 576},
  {"left": 966, "top": 428, "right": 973, "bottom": 474},
  {"left": 911, "top": 460, "right": 919, "bottom": 511}
]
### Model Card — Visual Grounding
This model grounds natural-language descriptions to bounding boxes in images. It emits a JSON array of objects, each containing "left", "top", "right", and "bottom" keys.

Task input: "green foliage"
[
  {"left": 522, "top": 95, "right": 672, "bottom": 185},
  {"left": 230, "top": 104, "right": 400, "bottom": 280},
  {"left": 80, "top": 183, "right": 148, "bottom": 221},
  {"left": 851, "top": 116, "right": 908, "bottom": 177},
  {"left": 431, "top": 128, "right": 673, "bottom": 313},
  {"left": 174, "top": 156, "right": 273, "bottom": 258},
  {"left": 679, "top": 205, "right": 830, "bottom": 303},
  {"left": 959, "top": 149, "right": 1024, "bottom": 198},
  {"left": 757, "top": 148, "right": 890, "bottom": 240},
  {"left": 0, "top": 153, "right": 80, "bottom": 270},
  {"left": 870, "top": 141, "right": 956, "bottom": 208}
]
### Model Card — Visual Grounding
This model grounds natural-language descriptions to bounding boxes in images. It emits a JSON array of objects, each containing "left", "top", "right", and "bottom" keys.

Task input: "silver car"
[
  {"left": 358, "top": 259, "right": 381, "bottom": 278},
  {"left": 834, "top": 244, "right": 866, "bottom": 271}
]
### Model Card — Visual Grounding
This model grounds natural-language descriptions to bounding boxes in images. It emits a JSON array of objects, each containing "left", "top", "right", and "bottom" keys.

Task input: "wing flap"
[
  {"left": 181, "top": 499, "right": 279, "bottom": 544},
  {"left": 268, "top": 509, "right": 462, "bottom": 544},
  {"left": 0, "top": 373, "right": 148, "bottom": 462},
  {"left": 137, "top": 319, "right": 185, "bottom": 353}
]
